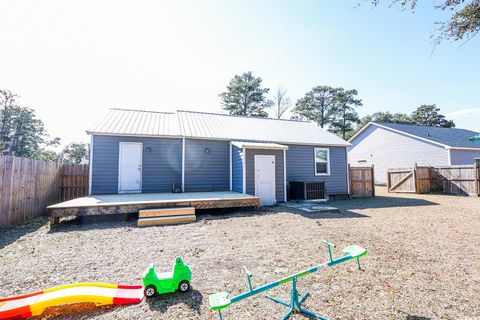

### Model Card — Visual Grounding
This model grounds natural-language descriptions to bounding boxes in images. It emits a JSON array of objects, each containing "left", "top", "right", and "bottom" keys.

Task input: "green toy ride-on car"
[{"left": 142, "top": 257, "right": 192, "bottom": 298}]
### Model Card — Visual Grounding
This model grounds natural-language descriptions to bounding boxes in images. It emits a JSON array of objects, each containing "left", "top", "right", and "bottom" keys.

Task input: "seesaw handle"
[
  {"left": 243, "top": 267, "right": 253, "bottom": 291},
  {"left": 321, "top": 240, "right": 335, "bottom": 247},
  {"left": 321, "top": 240, "right": 335, "bottom": 262}
]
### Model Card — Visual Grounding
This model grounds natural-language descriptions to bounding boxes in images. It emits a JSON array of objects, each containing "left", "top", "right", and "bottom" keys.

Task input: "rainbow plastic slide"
[{"left": 0, "top": 282, "right": 144, "bottom": 319}]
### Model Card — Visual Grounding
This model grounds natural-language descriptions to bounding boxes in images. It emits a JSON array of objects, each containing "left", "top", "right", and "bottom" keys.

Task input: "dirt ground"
[{"left": 1, "top": 187, "right": 479, "bottom": 320}]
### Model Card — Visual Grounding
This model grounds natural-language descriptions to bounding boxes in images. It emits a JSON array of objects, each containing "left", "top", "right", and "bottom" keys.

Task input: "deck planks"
[{"left": 48, "top": 191, "right": 260, "bottom": 225}]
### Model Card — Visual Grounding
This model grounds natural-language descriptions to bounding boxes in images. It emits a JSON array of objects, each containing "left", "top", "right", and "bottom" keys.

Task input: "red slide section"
[{"left": 0, "top": 283, "right": 144, "bottom": 319}]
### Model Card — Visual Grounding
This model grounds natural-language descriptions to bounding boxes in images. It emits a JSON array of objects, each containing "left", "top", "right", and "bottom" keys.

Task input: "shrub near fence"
[{"left": 0, "top": 156, "right": 90, "bottom": 227}]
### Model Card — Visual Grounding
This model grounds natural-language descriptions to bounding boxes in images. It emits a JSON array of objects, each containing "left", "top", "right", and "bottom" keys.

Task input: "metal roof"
[
  {"left": 176, "top": 111, "right": 349, "bottom": 146},
  {"left": 349, "top": 122, "right": 480, "bottom": 149},
  {"left": 88, "top": 108, "right": 180, "bottom": 136},
  {"left": 88, "top": 108, "right": 350, "bottom": 146}
]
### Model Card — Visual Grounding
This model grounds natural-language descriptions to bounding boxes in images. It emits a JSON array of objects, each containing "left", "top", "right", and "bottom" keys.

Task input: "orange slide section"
[{"left": 0, "top": 282, "right": 144, "bottom": 319}]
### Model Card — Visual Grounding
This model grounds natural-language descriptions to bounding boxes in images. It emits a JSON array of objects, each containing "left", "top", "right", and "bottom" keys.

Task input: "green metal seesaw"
[{"left": 209, "top": 240, "right": 367, "bottom": 320}]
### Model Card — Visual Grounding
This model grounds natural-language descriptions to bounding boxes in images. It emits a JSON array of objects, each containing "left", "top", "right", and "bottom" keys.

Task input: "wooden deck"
[{"left": 47, "top": 191, "right": 260, "bottom": 225}]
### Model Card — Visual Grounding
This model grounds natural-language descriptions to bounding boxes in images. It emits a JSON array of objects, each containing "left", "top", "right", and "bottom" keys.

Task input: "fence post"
[
  {"left": 348, "top": 163, "right": 351, "bottom": 197},
  {"left": 371, "top": 165, "right": 375, "bottom": 197},
  {"left": 413, "top": 162, "right": 418, "bottom": 194},
  {"left": 428, "top": 166, "right": 433, "bottom": 193},
  {"left": 475, "top": 160, "right": 480, "bottom": 197},
  {"left": 387, "top": 170, "right": 391, "bottom": 192}
]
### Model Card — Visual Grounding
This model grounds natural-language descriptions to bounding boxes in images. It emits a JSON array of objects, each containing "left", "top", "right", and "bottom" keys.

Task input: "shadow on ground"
[
  {"left": 45, "top": 193, "right": 440, "bottom": 232},
  {"left": 330, "top": 195, "right": 438, "bottom": 210},
  {"left": 146, "top": 289, "right": 203, "bottom": 317},
  {"left": 198, "top": 206, "right": 370, "bottom": 220},
  {"left": 0, "top": 217, "right": 47, "bottom": 249},
  {"left": 48, "top": 213, "right": 138, "bottom": 234},
  {"left": 405, "top": 316, "right": 431, "bottom": 320},
  {"left": 39, "top": 302, "right": 120, "bottom": 319}
]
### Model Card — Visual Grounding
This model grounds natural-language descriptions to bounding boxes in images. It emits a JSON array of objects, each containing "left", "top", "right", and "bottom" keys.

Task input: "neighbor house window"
[{"left": 314, "top": 148, "right": 330, "bottom": 175}]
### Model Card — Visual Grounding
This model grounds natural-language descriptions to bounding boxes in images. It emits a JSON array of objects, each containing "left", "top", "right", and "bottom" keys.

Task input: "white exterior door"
[
  {"left": 254, "top": 155, "right": 276, "bottom": 206},
  {"left": 118, "top": 142, "right": 142, "bottom": 193}
]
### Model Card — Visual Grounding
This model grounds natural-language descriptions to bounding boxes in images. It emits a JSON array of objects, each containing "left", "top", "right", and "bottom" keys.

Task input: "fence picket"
[{"left": 0, "top": 155, "right": 89, "bottom": 227}]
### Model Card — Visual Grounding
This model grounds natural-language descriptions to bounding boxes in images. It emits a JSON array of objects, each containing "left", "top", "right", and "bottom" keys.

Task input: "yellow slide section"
[
  {"left": 31, "top": 283, "right": 117, "bottom": 316},
  {"left": 0, "top": 282, "right": 144, "bottom": 319}
]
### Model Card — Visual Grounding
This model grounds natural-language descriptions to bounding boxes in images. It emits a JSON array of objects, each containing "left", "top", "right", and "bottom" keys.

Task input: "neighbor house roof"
[
  {"left": 349, "top": 122, "right": 480, "bottom": 150},
  {"left": 87, "top": 108, "right": 350, "bottom": 146}
]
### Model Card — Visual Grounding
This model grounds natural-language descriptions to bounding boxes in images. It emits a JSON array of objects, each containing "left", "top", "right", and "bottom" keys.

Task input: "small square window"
[{"left": 314, "top": 148, "right": 330, "bottom": 175}]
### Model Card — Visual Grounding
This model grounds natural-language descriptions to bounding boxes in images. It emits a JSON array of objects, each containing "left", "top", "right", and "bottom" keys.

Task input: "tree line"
[
  {"left": 219, "top": 71, "right": 456, "bottom": 140},
  {"left": 0, "top": 90, "right": 88, "bottom": 163},
  {"left": 2, "top": 80, "right": 457, "bottom": 163}
]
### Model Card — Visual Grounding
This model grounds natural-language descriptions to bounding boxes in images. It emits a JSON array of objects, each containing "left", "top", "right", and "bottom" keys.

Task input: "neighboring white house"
[{"left": 348, "top": 122, "right": 480, "bottom": 184}]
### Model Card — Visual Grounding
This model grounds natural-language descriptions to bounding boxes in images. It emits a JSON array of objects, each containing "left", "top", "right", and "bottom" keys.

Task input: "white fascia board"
[
  {"left": 445, "top": 146, "right": 480, "bottom": 151},
  {"left": 348, "top": 122, "right": 374, "bottom": 143}
]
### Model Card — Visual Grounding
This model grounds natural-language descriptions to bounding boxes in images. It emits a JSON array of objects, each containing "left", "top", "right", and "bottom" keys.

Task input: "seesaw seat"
[
  {"left": 209, "top": 292, "right": 232, "bottom": 311},
  {"left": 343, "top": 245, "right": 367, "bottom": 259}
]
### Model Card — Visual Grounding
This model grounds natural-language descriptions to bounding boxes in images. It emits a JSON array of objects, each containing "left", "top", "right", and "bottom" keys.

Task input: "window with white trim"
[{"left": 314, "top": 148, "right": 330, "bottom": 175}]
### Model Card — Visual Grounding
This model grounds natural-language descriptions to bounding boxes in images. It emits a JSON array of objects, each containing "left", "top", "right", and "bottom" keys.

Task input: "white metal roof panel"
[
  {"left": 88, "top": 109, "right": 350, "bottom": 146},
  {"left": 88, "top": 109, "right": 180, "bottom": 136},
  {"left": 177, "top": 111, "right": 350, "bottom": 146}
]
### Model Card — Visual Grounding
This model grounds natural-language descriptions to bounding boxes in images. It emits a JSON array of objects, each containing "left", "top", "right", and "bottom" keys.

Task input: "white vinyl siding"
[{"left": 348, "top": 125, "right": 449, "bottom": 184}]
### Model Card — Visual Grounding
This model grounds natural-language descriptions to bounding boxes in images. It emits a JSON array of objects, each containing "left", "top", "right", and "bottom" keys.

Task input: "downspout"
[
  {"left": 88, "top": 134, "right": 94, "bottom": 195},
  {"left": 242, "top": 147, "right": 246, "bottom": 194},
  {"left": 229, "top": 142, "right": 232, "bottom": 191},
  {"left": 182, "top": 137, "right": 185, "bottom": 192},
  {"left": 283, "top": 148, "right": 287, "bottom": 202},
  {"left": 346, "top": 147, "right": 351, "bottom": 195}
]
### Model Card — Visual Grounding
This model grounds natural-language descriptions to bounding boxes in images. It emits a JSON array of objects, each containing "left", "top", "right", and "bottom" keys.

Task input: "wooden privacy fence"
[
  {"left": 349, "top": 165, "right": 375, "bottom": 197},
  {"left": 387, "top": 163, "right": 480, "bottom": 196},
  {"left": 432, "top": 165, "right": 479, "bottom": 196},
  {"left": 60, "top": 164, "right": 89, "bottom": 202},
  {"left": 0, "top": 156, "right": 61, "bottom": 227},
  {"left": 0, "top": 156, "right": 90, "bottom": 227}
]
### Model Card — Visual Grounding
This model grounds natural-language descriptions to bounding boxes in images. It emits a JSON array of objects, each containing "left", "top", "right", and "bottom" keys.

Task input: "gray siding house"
[
  {"left": 348, "top": 122, "right": 480, "bottom": 184},
  {"left": 87, "top": 109, "right": 350, "bottom": 205}
]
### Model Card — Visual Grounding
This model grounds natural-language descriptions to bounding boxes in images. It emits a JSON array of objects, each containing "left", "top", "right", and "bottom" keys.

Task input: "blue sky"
[{"left": 0, "top": 0, "right": 479, "bottom": 144}]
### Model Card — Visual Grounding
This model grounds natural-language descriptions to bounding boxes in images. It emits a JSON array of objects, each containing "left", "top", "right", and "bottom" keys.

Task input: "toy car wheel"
[
  {"left": 178, "top": 280, "right": 190, "bottom": 292},
  {"left": 144, "top": 285, "right": 156, "bottom": 298}
]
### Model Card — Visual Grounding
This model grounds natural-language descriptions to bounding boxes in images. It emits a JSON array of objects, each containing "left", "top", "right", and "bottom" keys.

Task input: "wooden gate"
[
  {"left": 433, "top": 165, "right": 479, "bottom": 196},
  {"left": 387, "top": 168, "right": 416, "bottom": 193},
  {"left": 349, "top": 165, "right": 375, "bottom": 197}
]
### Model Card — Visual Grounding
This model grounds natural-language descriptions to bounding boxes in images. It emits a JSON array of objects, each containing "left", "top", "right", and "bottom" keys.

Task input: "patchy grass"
[{"left": 1, "top": 188, "right": 479, "bottom": 320}]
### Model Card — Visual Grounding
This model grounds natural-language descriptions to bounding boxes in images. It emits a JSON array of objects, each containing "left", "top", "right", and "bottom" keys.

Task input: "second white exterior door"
[
  {"left": 118, "top": 142, "right": 142, "bottom": 193},
  {"left": 254, "top": 155, "right": 276, "bottom": 206}
]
